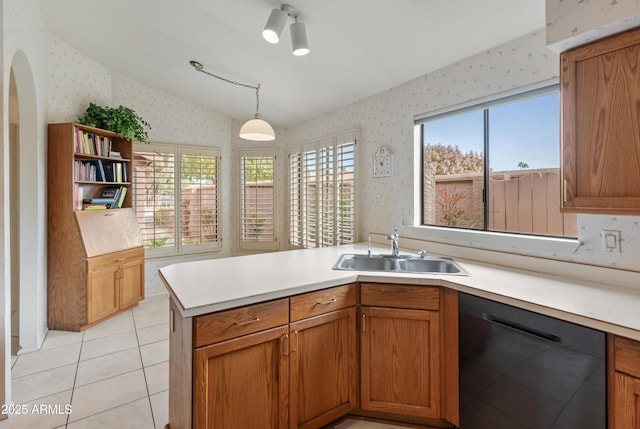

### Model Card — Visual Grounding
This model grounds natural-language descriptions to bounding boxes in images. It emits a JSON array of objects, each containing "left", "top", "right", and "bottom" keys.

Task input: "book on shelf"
[
  {"left": 74, "top": 160, "right": 106, "bottom": 182},
  {"left": 82, "top": 203, "right": 108, "bottom": 210},
  {"left": 115, "top": 186, "right": 128, "bottom": 208},
  {"left": 73, "top": 127, "right": 113, "bottom": 157},
  {"left": 109, "top": 151, "right": 122, "bottom": 158},
  {"left": 95, "top": 185, "right": 127, "bottom": 208},
  {"left": 83, "top": 197, "right": 116, "bottom": 207},
  {"left": 104, "top": 161, "right": 127, "bottom": 183}
]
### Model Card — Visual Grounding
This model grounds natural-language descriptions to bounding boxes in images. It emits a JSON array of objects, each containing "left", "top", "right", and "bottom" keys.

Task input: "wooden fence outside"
[{"left": 427, "top": 168, "right": 577, "bottom": 237}]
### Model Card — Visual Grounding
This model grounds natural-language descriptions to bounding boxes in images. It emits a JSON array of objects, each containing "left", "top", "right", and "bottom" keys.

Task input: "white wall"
[
  {"left": 2, "top": 0, "right": 49, "bottom": 405},
  {"left": 546, "top": 0, "right": 640, "bottom": 51},
  {"left": 286, "top": 29, "right": 640, "bottom": 274}
]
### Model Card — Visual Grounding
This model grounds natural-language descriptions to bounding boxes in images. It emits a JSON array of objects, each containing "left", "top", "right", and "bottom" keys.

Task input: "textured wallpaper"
[
  {"left": 546, "top": 0, "right": 640, "bottom": 51},
  {"left": 287, "top": 29, "right": 640, "bottom": 272}
]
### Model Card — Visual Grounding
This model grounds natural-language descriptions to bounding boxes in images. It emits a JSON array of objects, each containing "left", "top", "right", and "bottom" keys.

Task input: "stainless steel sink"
[{"left": 332, "top": 254, "right": 468, "bottom": 275}]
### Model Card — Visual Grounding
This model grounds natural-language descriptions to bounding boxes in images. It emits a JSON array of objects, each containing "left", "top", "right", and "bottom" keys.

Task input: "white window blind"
[
  {"left": 240, "top": 150, "right": 277, "bottom": 249},
  {"left": 289, "top": 131, "right": 356, "bottom": 248},
  {"left": 133, "top": 143, "right": 221, "bottom": 257}
]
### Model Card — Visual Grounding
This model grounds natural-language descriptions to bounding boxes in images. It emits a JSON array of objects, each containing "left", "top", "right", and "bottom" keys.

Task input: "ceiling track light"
[
  {"left": 189, "top": 60, "right": 275, "bottom": 142},
  {"left": 262, "top": 3, "right": 310, "bottom": 56}
]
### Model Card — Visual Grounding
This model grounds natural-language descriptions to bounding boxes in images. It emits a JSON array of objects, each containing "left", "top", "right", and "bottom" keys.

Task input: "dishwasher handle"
[{"left": 485, "top": 314, "right": 562, "bottom": 344}]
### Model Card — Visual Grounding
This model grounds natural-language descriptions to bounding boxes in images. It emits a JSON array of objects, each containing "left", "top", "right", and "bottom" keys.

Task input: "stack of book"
[
  {"left": 74, "top": 127, "right": 112, "bottom": 157},
  {"left": 82, "top": 185, "right": 128, "bottom": 210}
]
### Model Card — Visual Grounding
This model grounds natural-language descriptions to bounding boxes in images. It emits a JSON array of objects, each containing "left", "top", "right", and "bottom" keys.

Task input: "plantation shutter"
[
  {"left": 133, "top": 143, "right": 221, "bottom": 257},
  {"left": 302, "top": 148, "right": 318, "bottom": 248},
  {"left": 132, "top": 146, "right": 176, "bottom": 252},
  {"left": 336, "top": 133, "right": 356, "bottom": 244},
  {"left": 240, "top": 150, "right": 277, "bottom": 249},
  {"left": 289, "top": 130, "right": 357, "bottom": 248},
  {"left": 289, "top": 153, "right": 302, "bottom": 247},
  {"left": 179, "top": 147, "right": 220, "bottom": 248}
]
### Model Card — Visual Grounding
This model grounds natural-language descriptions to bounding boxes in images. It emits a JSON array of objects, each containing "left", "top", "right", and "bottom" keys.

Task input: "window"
[
  {"left": 239, "top": 150, "right": 277, "bottom": 249},
  {"left": 418, "top": 85, "right": 577, "bottom": 238},
  {"left": 132, "top": 143, "right": 221, "bottom": 257},
  {"left": 289, "top": 131, "right": 356, "bottom": 248}
]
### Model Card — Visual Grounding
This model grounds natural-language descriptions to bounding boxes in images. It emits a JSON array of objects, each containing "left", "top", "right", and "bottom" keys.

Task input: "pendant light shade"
[
  {"left": 239, "top": 115, "right": 276, "bottom": 141},
  {"left": 262, "top": 8, "right": 287, "bottom": 44},
  {"left": 290, "top": 21, "right": 310, "bottom": 56}
]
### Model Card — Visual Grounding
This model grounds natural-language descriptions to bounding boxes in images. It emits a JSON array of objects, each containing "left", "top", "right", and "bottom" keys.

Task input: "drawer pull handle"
[
  {"left": 317, "top": 298, "right": 337, "bottom": 305},
  {"left": 234, "top": 317, "right": 260, "bottom": 326},
  {"left": 115, "top": 258, "right": 125, "bottom": 262}
]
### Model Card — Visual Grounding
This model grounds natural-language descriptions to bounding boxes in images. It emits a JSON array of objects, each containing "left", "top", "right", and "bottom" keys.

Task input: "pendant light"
[{"left": 190, "top": 60, "right": 275, "bottom": 141}]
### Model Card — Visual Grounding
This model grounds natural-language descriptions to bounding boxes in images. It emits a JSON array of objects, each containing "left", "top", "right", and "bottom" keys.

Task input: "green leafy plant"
[{"left": 77, "top": 102, "right": 150, "bottom": 143}]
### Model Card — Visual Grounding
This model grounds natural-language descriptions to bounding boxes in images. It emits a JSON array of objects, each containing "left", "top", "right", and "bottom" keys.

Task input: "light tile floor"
[
  {"left": 1, "top": 294, "right": 410, "bottom": 429},
  {"left": 1, "top": 294, "right": 170, "bottom": 429}
]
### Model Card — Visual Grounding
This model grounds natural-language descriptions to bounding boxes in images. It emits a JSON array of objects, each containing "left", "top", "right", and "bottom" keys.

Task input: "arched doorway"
[{"left": 9, "top": 51, "right": 42, "bottom": 358}]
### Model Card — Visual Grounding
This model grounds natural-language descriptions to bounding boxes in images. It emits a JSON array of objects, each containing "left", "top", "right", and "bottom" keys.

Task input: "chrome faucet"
[{"left": 386, "top": 226, "right": 399, "bottom": 257}]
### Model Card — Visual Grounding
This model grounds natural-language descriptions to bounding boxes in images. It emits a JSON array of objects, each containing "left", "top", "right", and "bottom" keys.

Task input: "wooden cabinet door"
[
  {"left": 289, "top": 308, "right": 356, "bottom": 429},
  {"left": 360, "top": 306, "right": 440, "bottom": 419},
  {"left": 119, "top": 255, "right": 144, "bottom": 309},
  {"left": 193, "top": 326, "right": 289, "bottom": 429},
  {"left": 561, "top": 28, "right": 640, "bottom": 214},
  {"left": 87, "top": 267, "right": 118, "bottom": 324},
  {"left": 611, "top": 372, "right": 640, "bottom": 428}
]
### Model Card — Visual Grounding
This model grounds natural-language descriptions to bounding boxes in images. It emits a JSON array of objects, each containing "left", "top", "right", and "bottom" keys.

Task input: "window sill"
[{"left": 405, "top": 225, "right": 582, "bottom": 258}]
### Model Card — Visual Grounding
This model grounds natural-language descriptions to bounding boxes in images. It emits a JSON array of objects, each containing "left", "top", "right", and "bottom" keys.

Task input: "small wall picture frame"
[{"left": 373, "top": 145, "right": 392, "bottom": 178}]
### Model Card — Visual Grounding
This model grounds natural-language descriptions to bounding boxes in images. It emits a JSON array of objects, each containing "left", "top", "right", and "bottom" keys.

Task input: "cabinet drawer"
[
  {"left": 614, "top": 335, "right": 640, "bottom": 378},
  {"left": 194, "top": 299, "right": 289, "bottom": 348},
  {"left": 290, "top": 283, "right": 356, "bottom": 322},
  {"left": 361, "top": 283, "right": 439, "bottom": 311},
  {"left": 87, "top": 247, "right": 144, "bottom": 273}
]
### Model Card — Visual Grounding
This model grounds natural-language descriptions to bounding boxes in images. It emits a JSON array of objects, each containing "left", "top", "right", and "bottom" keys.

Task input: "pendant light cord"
[{"left": 190, "top": 60, "right": 261, "bottom": 116}]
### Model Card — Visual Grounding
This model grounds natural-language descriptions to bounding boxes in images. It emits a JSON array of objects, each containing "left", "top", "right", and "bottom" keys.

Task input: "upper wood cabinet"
[{"left": 561, "top": 28, "right": 640, "bottom": 214}]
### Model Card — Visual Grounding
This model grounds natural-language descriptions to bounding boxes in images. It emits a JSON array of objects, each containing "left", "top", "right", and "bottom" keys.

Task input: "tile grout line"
[
  {"left": 132, "top": 307, "right": 159, "bottom": 429},
  {"left": 64, "top": 329, "right": 85, "bottom": 428}
]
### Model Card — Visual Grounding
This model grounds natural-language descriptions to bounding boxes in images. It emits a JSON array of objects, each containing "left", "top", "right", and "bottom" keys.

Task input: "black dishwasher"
[{"left": 458, "top": 293, "right": 606, "bottom": 429}]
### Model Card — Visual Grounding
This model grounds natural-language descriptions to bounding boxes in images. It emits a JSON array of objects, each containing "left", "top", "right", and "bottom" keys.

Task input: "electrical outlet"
[{"left": 602, "top": 229, "right": 621, "bottom": 253}]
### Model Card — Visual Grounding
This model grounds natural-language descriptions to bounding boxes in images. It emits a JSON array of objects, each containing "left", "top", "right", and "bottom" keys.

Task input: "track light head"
[
  {"left": 262, "top": 8, "right": 287, "bottom": 44},
  {"left": 290, "top": 20, "right": 309, "bottom": 56},
  {"left": 262, "top": 3, "right": 310, "bottom": 56}
]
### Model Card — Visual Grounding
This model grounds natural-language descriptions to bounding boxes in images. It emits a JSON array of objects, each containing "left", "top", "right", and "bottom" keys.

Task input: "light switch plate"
[{"left": 602, "top": 229, "right": 621, "bottom": 253}]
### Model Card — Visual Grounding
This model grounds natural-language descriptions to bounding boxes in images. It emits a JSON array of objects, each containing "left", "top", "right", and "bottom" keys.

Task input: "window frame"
[
  {"left": 289, "top": 130, "right": 357, "bottom": 249},
  {"left": 412, "top": 79, "right": 581, "bottom": 255},
  {"left": 132, "top": 142, "right": 222, "bottom": 259},
  {"left": 238, "top": 148, "right": 278, "bottom": 251}
]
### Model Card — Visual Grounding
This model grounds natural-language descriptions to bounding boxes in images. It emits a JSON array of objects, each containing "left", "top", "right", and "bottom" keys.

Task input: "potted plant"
[{"left": 77, "top": 102, "right": 151, "bottom": 143}]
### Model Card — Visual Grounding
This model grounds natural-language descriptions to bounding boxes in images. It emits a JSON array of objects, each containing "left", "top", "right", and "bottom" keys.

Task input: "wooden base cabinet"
[
  {"left": 168, "top": 282, "right": 457, "bottom": 429},
  {"left": 360, "top": 284, "right": 441, "bottom": 420},
  {"left": 87, "top": 247, "right": 144, "bottom": 324},
  {"left": 290, "top": 308, "right": 357, "bottom": 429},
  {"left": 609, "top": 335, "right": 640, "bottom": 428},
  {"left": 193, "top": 327, "right": 290, "bottom": 429}
]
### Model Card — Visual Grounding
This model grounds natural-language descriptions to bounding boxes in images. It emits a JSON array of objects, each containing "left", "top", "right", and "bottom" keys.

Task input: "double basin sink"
[{"left": 332, "top": 253, "right": 468, "bottom": 275}]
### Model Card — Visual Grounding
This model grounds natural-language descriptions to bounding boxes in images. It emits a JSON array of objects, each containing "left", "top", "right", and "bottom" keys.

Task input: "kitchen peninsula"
[{"left": 160, "top": 243, "right": 640, "bottom": 429}]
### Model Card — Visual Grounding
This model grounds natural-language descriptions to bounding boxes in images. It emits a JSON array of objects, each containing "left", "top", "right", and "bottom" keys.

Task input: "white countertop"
[{"left": 159, "top": 243, "right": 640, "bottom": 341}]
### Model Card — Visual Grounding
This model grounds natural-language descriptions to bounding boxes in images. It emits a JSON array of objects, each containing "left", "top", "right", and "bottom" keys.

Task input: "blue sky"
[{"left": 422, "top": 92, "right": 560, "bottom": 171}]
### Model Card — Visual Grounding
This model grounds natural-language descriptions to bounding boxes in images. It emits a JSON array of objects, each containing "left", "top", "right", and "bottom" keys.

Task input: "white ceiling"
[{"left": 36, "top": 0, "right": 545, "bottom": 128}]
